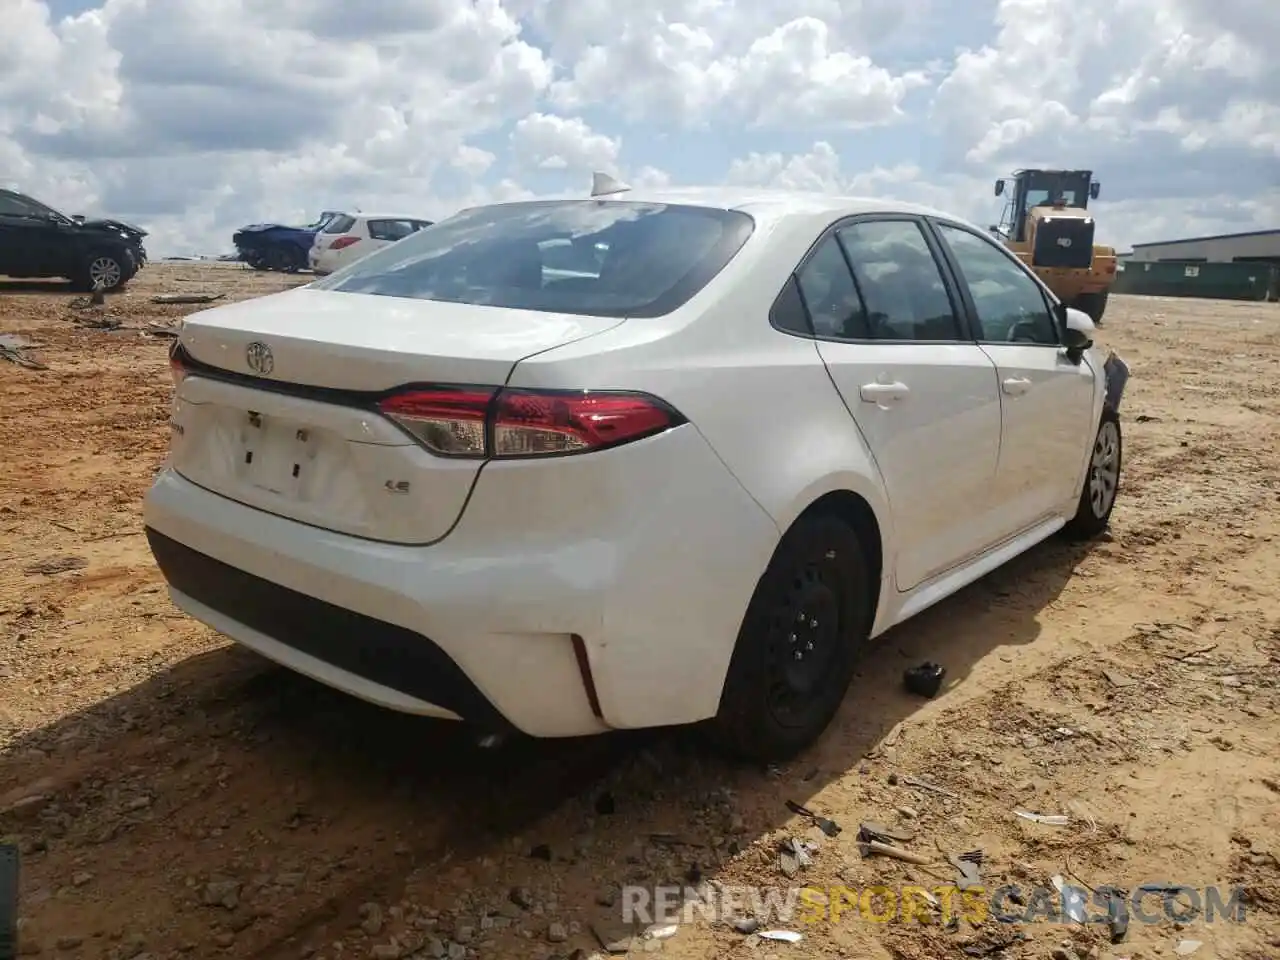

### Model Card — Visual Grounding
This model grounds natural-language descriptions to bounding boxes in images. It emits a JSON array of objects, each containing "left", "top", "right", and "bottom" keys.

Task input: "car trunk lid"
[{"left": 169, "top": 287, "right": 623, "bottom": 543}]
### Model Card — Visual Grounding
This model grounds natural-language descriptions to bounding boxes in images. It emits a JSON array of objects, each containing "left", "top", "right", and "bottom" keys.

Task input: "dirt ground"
[{"left": 1, "top": 264, "right": 1278, "bottom": 960}]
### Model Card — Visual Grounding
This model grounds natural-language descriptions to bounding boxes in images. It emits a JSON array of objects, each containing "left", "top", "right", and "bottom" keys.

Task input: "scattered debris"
[
  {"left": 1174, "top": 939, "right": 1203, "bottom": 956},
  {"left": 528, "top": 843, "right": 552, "bottom": 860},
  {"left": 1094, "top": 885, "right": 1130, "bottom": 942},
  {"left": 594, "top": 791, "right": 616, "bottom": 815},
  {"left": 730, "top": 917, "right": 760, "bottom": 935},
  {"left": 888, "top": 773, "right": 960, "bottom": 799},
  {"left": 23, "top": 555, "right": 88, "bottom": 576},
  {"left": 903, "top": 661, "right": 947, "bottom": 698},
  {"left": 151, "top": 292, "right": 225, "bottom": 305},
  {"left": 785, "top": 800, "right": 842, "bottom": 837},
  {"left": 1015, "top": 809, "right": 1071, "bottom": 826},
  {"left": 949, "top": 850, "right": 983, "bottom": 890},
  {"left": 858, "top": 821, "right": 915, "bottom": 844},
  {"left": 859, "top": 839, "right": 931, "bottom": 865},
  {"left": 777, "top": 837, "right": 816, "bottom": 877},
  {"left": 644, "top": 924, "right": 678, "bottom": 940},
  {"left": 0, "top": 334, "right": 47, "bottom": 370},
  {"left": 73, "top": 314, "right": 123, "bottom": 330},
  {"left": 758, "top": 930, "right": 803, "bottom": 943},
  {"left": 1050, "top": 875, "right": 1086, "bottom": 922}
]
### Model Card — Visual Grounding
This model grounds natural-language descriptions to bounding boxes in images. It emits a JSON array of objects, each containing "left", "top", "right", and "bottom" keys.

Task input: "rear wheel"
[
  {"left": 711, "top": 514, "right": 873, "bottom": 762},
  {"left": 73, "top": 251, "right": 127, "bottom": 292},
  {"left": 1074, "top": 290, "right": 1109, "bottom": 326},
  {"left": 264, "top": 245, "right": 292, "bottom": 272},
  {"left": 1064, "top": 408, "right": 1122, "bottom": 540}
]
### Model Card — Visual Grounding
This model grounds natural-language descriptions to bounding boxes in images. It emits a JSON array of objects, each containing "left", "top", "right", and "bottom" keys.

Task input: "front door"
[
  {"left": 930, "top": 221, "right": 1097, "bottom": 537},
  {"left": 794, "top": 217, "right": 1004, "bottom": 592}
]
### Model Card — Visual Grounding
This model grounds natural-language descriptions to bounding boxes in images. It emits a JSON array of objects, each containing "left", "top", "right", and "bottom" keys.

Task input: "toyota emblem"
[
  {"left": 245, "top": 341, "right": 274, "bottom": 376},
  {"left": 1056, "top": 237, "right": 1073, "bottom": 248}
]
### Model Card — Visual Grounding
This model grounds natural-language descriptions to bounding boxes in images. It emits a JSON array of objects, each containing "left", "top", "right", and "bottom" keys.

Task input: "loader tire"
[{"left": 1074, "top": 290, "right": 1109, "bottom": 326}]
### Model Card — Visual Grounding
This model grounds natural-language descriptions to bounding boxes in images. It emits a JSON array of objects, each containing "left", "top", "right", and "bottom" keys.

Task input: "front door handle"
[
  {"left": 1002, "top": 377, "right": 1032, "bottom": 396},
  {"left": 859, "top": 381, "right": 910, "bottom": 404}
]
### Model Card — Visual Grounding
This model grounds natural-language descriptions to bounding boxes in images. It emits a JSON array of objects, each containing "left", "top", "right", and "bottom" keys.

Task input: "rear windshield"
[
  {"left": 309, "top": 200, "right": 756, "bottom": 318},
  {"left": 322, "top": 214, "right": 356, "bottom": 234}
]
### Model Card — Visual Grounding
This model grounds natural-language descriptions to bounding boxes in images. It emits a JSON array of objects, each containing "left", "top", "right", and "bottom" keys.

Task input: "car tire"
[
  {"left": 1074, "top": 290, "right": 1109, "bottom": 326},
  {"left": 264, "top": 245, "right": 292, "bottom": 272},
  {"left": 1063, "top": 408, "right": 1122, "bottom": 540},
  {"left": 710, "top": 514, "right": 873, "bottom": 763},
  {"left": 73, "top": 251, "right": 128, "bottom": 292}
]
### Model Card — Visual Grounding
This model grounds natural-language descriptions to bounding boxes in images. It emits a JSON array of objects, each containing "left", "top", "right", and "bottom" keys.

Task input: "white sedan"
[
  {"left": 145, "top": 184, "right": 1129, "bottom": 762},
  {"left": 308, "top": 213, "right": 433, "bottom": 274}
]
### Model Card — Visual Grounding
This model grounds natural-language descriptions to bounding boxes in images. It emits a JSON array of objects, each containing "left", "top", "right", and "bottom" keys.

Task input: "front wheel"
[
  {"left": 1064, "top": 408, "right": 1122, "bottom": 540},
  {"left": 710, "top": 514, "right": 873, "bottom": 762},
  {"left": 73, "top": 252, "right": 127, "bottom": 292}
]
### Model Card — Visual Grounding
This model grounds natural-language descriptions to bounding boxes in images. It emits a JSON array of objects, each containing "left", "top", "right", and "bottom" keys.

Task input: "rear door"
[
  {"left": 794, "top": 216, "right": 1004, "bottom": 591},
  {"left": 0, "top": 193, "right": 57, "bottom": 278},
  {"left": 929, "top": 220, "right": 1096, "bottom": 537}
]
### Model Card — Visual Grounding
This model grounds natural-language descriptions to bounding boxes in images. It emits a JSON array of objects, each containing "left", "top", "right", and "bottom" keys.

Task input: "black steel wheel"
[{"left": 711, "top": 513, "right": 873, "bottom": 762}]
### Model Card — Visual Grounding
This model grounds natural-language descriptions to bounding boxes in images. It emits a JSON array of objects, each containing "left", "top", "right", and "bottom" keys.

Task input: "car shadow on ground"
[
  {"left": 0, "top": 280, "right": 79, "bottom": 295},
  {"left": 0, "top": 532, "right": 1097, "bottom": 958}
]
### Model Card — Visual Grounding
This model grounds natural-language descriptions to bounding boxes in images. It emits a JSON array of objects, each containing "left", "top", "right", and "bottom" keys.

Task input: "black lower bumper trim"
[{"left": 144, "top": 527, "right": 512, "bottom": 731}]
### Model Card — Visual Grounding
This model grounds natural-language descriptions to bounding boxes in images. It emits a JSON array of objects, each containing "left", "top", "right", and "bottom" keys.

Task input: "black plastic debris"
[
  {"left": 785, "top": 800, "right": 842, "bottom": 837},
  {"left": 528, "top": 843, "right": 552, "bottom": 861},
  {"left": 903, "top": 662, "right": 946, "bottom": 698},
  {"left": 594, "top": 792, "right": 616, "bottom": 815}
]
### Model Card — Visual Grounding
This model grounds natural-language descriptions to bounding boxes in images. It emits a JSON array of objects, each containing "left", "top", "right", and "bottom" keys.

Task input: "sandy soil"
[{"left": 1, "top": 265, "right": 1278, "bottom": 960}]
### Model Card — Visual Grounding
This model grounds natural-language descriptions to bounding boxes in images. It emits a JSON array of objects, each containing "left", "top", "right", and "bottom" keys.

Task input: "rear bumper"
[{"left": 142, "top": 427, "right": 779, "bottom": 737}]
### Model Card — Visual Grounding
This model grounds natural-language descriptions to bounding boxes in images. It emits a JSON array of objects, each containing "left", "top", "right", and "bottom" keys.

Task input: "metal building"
[{"left": 1124, "top": 228, "right": 1280, "bottom": 264}]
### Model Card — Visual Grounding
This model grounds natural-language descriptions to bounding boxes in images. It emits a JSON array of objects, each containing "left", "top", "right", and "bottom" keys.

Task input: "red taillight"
[
  {"left": 377, "top": 387, "right": 682, "bottom": 459},
  {"left": 329, "top": 236, "right": 360, "bottom": 250}
]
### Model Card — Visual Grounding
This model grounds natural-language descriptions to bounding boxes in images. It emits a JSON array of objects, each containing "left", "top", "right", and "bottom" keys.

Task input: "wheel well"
[{"left": 794, "top": 490, "right": 884, "bottom": 623}]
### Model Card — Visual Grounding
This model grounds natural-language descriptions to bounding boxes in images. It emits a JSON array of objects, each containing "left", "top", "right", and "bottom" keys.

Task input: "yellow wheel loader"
[{"left": 992, "top": 169, "right": 1117, "bottom": 324}]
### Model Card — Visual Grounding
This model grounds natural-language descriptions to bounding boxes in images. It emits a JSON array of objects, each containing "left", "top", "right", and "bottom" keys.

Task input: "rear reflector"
[
  {"left": 329, "top": 236, "right": 360, "bottom": 250},
  {"left": 378, "top": 387, "right": 683, "bottom": 459}
]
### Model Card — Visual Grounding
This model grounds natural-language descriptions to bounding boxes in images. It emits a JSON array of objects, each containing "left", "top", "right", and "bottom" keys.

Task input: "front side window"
[
  {"left": 935, "top": 223, "right": 1060, "bottom": 345},
  {"left": 837, "top": 220, "right": 962, "bottom": 341},
  {"left": 311, "top": 200, "right": 755, "bottom": 319}
]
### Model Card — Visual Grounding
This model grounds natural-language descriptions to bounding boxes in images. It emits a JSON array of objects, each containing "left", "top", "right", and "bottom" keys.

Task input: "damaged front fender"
[{"left": 1103, "top": 351, "right": 1130, "bottom": 413}]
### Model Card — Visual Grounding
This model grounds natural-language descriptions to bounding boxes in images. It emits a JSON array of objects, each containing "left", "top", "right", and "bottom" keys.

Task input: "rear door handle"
[
  {"left": 859, "top": 381, "right": 910, "bottom": 404},
  {"left": 1002, "top": 377, "right": 1032, "bottom": 396}
]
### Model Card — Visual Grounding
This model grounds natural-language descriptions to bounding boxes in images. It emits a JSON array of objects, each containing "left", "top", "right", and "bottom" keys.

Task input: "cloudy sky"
[{"left": 3, "top": 0, "right": 1276, "bottom": 257}]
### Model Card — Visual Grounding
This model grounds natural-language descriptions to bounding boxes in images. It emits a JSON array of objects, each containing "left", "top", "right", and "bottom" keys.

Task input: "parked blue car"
[{"left": 232, "top": 210, "right": 343, "bottom": 272}]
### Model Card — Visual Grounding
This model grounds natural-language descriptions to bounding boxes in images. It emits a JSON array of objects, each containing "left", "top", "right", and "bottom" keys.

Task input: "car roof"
[
  {"left": 475, "top": 186, "right": 978, "bottom": 234},
  {"left": 351, "top": 213, "right": 431, "bottom": 222}
]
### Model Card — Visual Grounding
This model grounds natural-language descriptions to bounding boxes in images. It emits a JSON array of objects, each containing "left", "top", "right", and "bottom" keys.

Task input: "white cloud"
[
  {"left": 0, "top": 0, "right": 1274, "bottom": 255},
  {"left": 509, "top": 113, "right": 620, "bottom": 173}
]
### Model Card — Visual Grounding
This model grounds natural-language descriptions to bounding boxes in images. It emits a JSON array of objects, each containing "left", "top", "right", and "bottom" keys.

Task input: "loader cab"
[{"left": 994, "top": 169, "right": 1100, "bottom": 242}]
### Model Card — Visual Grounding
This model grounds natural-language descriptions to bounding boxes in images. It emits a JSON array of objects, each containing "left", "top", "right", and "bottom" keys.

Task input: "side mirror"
[
  {"left": 1089, "top": 182, "right": 1100, "bottom": 200},
  {"left": 994, "top": 180, "right": 1005, "bottom": 197},
  {"left": 1059, "top": 304, "right": 1095, "bottom": 362}
]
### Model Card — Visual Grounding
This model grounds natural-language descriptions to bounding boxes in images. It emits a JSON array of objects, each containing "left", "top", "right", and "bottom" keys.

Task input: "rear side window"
[
  {"left": 311, "top": 200, "right": 756, "bottom": 319},
  {"left": 322, "top": 215, "right": 355, "bottom": 234},
  {"left": 367, "top": 219, "right": 419, "bottom": 242},
  {"left": 411, "top": 220, "right": 433, "bottom": 232},
  {"left": 836, "top": 221, "right": 962, "bottom": 341}
]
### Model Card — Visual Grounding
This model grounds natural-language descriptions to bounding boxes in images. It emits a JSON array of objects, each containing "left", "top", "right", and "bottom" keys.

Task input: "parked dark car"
[
  {"left": 0, "top": 188, "right": 148, "bottom": 291},
  {"left": 232, "top": 211, "right": 343, "bottom": 272}
]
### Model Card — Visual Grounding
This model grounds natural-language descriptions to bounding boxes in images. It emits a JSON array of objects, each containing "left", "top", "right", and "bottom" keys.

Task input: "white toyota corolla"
[{"left": 145, "top": 183, "right": 1129, "bottom": 761}]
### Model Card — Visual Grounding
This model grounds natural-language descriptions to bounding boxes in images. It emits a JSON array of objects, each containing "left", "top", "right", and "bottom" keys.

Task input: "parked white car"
[
  {"left": 145, "top": 184, "right": 1129, "bottom": 761},
  {"left": 309, "top": 213, "right": 433, "bottom": 274}
]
